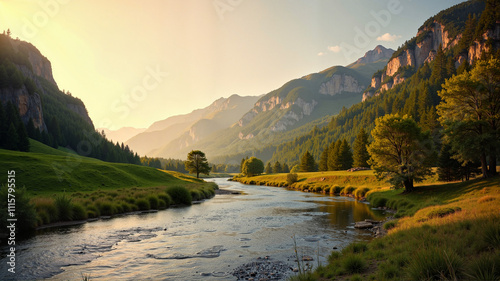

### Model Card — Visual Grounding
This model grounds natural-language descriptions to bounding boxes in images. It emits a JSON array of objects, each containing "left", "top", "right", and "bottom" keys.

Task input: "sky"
[{"left": 0, "top": 0, "right": 465, "bottom": 130}]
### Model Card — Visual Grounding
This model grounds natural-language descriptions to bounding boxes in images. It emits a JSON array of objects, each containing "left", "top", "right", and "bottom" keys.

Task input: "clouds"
[
  {"left": 376, "top": 33, "right": 401, "bottom": 42},
  {"left": 318, "top": 45, "right": 341, "bottom": 56}
]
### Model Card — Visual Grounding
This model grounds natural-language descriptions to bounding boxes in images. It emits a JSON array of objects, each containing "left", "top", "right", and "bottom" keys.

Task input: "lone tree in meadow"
[
  {"left": 368, "top": 114, "right": 434, "bottom": 192},
  {"left": 185, "top": 150, "right": 211, "bottom": 178},
  {"left": 242, "top": 157, "right": 264, "bottom": 177},
  {"left": 437, "top": 57, "right": 500, "bottom": 177}
]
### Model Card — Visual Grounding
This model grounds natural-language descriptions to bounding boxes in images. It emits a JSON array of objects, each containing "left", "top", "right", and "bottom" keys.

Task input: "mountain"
[
  {"left": 99, "top": 127, "right": 146, "bottom": 144},
  {"left": 363, "top": 0, "right": 496, "bottom": 101},
  {"left": 125, "top": 94, "right": 261, "bottom": 156},
  {"left": 270, "top": 0, "right": 500, "bottom": 166},
  {"left": 0, "top": 33, "right": 141, "bottom": 164},
  {"left": 150, "top": 45, "right": 393, "bottom": 161}
]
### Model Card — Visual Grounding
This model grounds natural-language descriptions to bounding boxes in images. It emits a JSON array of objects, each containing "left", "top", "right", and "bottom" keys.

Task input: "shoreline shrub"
[{"left": 166, "top": 186, "right": 192, "bottom": 205}]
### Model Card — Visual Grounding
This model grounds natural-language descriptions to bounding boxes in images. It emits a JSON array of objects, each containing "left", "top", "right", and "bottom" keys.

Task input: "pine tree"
[
  {"left": 26, "top": 118, "right": 35, "bottom": 139},
  {"left": 437, "top": 144, "right": 461, "bottom": 182},
  {"left": 0, "top": 100, "right": 5, "bottom": 147},
  {"left": 265, "top": 162, "right": 272, "bottom": 174},
  {"left": 339, "top": 139, "right": 353, "bottom": 170},
  {"left": 300, "top": 150, "right": 316, "bottom": 172},
  {"left": 328, "top": 140, "right": 342, "bottom": 171},
  {"left": 318, "top": 145, "right": 329, "bottom": 171},
  {"left": 353, "top": 128, "right": 370, "bottom": 168},
  {"left": 5, "top": 122, "right": 18, "bottom": 150},
  {"left": 17, "top": 121, "right": 29, "bottom": 152},
  {"left": 282, "top": 163, "right": 290, "bottom": 173},
  {"left": 273, "top": 161, "right": 282, "bottom": 173}
]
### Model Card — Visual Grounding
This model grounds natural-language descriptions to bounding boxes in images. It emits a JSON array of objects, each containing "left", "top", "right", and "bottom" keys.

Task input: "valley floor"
[{"left": 234, "top": 171, "right": 500, "bottom": 280}]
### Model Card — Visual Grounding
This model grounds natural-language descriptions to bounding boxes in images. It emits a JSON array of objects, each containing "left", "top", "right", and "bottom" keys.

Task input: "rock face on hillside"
[
  {"left": 0, "top": 37, "right": 94, "bottom": 130},
  {"left": 0, "top": 88, "right": 46, "bottom": 131},
  {"left": 363, "top": 17, "right": 500, "bottom": 102},
  {"left": 10, "top": 39, "right": 58, "bottom": 87},
  {"left": 319, "top": 74, "right": 364, "bottom": 96}
]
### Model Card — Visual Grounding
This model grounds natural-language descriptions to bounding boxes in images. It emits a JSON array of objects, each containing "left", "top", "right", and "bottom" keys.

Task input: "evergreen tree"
[
  {"left": 353, "top": 128, "right": 370, "bottom": 168},
  {"left": 0, "top": 100, "right": 5, "bottom": 147},
  {"left": 300, "top": 150, "right": 316, "bottom": 172},
  {"left": 26, "top": 118, "right": 35, "bottom": 139},
  {"left": 318, "top": 145, "right": 329, "bottom": 171},
  {"left": 339, "top": 139, "right": 353, "bottom": 170},
  {"left": 328, "top": 140, "right": 342, "bottom": 171},
  {"left": 273, "top": 161, "right": 282, "bottom": 173},
  {"left": 437, "top": 143, "right": 461, "bottom": 182},
  {"left": 265, "top": 162, "right": 272, "bottom": 174},
  {"left": 5, "top": 123, "right": 18, "bottom": 150},
  {"left": 282, "top": 163, "right": 290, "bottom": 173},
  {"left": 17, "top": 121, "right": 29, "bottom": 152}
]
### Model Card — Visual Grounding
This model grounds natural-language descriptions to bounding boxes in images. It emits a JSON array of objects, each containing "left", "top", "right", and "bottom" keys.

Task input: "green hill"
[{"left": 0, "top": 139, "right": 204, "bottom": 196}]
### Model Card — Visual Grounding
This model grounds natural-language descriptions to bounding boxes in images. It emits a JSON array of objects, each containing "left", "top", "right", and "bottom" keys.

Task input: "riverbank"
[
  {"left": 0, "top": 141, "right": 219, "bottom": 232},
  {"left": 235, "top": 172, "right": 500, "bottom": 280}
]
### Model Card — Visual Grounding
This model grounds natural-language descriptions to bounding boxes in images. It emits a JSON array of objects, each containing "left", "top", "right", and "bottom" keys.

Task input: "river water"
[{"left": 1, "top": 178, "right": 387, "bottom": 280}]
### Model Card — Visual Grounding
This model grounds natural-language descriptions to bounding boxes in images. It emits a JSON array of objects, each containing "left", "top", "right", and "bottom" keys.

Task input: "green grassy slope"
[{"left": 0, "top": 139, "right": 202, "bottom": 195}]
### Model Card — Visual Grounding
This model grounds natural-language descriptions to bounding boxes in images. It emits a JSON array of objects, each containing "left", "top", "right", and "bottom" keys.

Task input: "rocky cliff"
[
  {"left": 363, "top": 1, "right": 500, "bottom": 101},
  {"left": 0, "top": 36, "right": 93, "bottom": 130}
]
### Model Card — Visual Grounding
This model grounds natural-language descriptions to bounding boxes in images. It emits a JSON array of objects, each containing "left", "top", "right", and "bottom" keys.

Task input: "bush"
[
  {"left": 119, "top": 202, "right": 132, "bottom": 213},
  {"left": 147, "top": 195, "right": 159, "bottom": 209},
  {"left": 98, "top": 201, "right": 116, "bottom": 216},
  {"left": 33, "top": 198, "right": 58, "bottom": 224},
  {"left": 342, "top": 242, "right": 368, "bottom": 254},
  {"left": 340, "top": 186, "right": 356, "bottom": 196},
  {"left": 370, "top": 197, "right": 387, "bottom": 208},
  {"left": 158, "top": 193, "right": 172, "bottom": 207},
  {"left": 55, "top": 194, "right": 73, "bottom": 221},
  {"left": 427, "top": 207, "right": 461, "bottom": 219},
  {"left": 353, "top": 187, "right": 370, "bottom": 198},
  {"left": 383, "top": 220, "right": 398, "bottom": 230},
  {"left": 286, "top": 173, "right": 299, "bottom": 186},
  {"left": 342, "top": 255, "right": 367, "bottom": 274},
  {"left": 166, "top": 186, "right": 192, "bottom": 205},
  {"left": 135, "top": 198, "right": 150, "bottom": 211},
  {"left": 190, "top": 189, "right": 203, "bottom": 201},
  {"left": 72, "top": 203, "right": 88, "bottom": 220},
  {"left": 86, "top": 204, "right": 100, "bottom": 217}
]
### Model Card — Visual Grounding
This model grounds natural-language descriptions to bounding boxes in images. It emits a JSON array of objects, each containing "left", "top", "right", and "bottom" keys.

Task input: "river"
[{"left": 1, "top": 178, "right": 387, "bottom": 280}]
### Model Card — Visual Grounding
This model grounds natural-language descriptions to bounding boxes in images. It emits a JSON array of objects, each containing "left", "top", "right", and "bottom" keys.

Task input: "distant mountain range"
[{"left": 122, "top": 45, "right": 394, "bottom": 161}]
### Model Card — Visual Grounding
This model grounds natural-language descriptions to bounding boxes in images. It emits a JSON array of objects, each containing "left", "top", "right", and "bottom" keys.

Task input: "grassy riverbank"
[
  {"left": 0, "top": 140, "right": 218, "bottom": 230},
  {"left": 234, "top": 170, "right": 438, "bottom": 199},
  {"left": 234, "top": 172, "right": 500, "bottom": 280}
]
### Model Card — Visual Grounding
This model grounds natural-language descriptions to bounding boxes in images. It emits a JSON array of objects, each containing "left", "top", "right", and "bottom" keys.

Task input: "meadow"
[{"left": 0, "top": 140, "right": 217, "bottom": 230}]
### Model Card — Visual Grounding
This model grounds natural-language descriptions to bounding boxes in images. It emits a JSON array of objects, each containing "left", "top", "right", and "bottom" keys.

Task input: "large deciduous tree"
[
  {"left": 185, "top": 150, "right": 211, "bottom": 178},
  {"left": 368, "top": 114, "right": 434, "bottom": 192},
  {"left": 242, "top": 157, "right": 264, "bottom": 177},
  {"left": 437, "top": 57, "right": 500, "bottom": 177}
]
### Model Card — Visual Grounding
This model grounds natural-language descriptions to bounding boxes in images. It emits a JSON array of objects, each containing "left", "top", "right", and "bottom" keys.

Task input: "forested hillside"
[{"left": 269, "top": 0, "right": 499, "bottom": 167}]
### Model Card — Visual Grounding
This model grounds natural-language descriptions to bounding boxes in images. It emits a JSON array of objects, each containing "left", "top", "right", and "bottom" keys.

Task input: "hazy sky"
[{"left": 1, "top": 0, "right": 464, "bottom": 130}]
